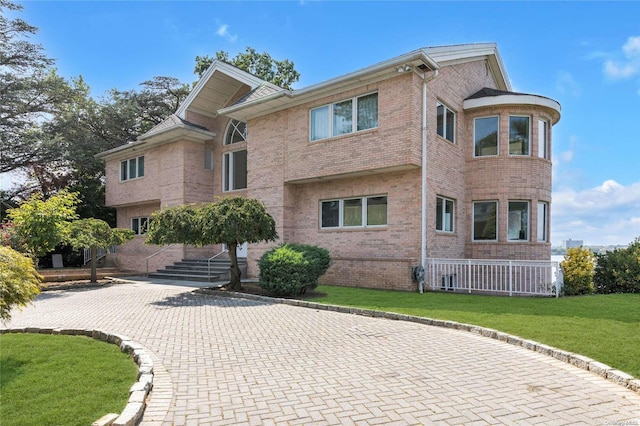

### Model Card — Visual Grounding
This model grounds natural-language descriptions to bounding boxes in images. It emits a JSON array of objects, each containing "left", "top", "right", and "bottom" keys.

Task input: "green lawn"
[
  {"left": 0, "top": 333, "right": 138, "bottom": 426},
  {"left": 310, "top": 286, "right": 640, "bottom": 378}
]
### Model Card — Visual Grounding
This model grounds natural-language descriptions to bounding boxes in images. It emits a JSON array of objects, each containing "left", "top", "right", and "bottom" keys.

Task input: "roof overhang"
[{"left": 463, "top": 94, "right": 561, "bottom": 124}]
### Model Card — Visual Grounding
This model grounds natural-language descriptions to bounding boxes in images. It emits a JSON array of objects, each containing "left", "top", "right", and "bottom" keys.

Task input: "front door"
[{"left": 223, "top": 242, "right": 248, "bottom": 258}]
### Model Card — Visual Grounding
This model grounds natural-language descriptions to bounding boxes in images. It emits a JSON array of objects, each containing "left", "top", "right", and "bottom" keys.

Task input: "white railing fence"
[
  {"left": 425, "top": 258, "right": 563, "bottom": 297},
  {"left": 83, "top": 246, "right": 116, "bottom": 266}
]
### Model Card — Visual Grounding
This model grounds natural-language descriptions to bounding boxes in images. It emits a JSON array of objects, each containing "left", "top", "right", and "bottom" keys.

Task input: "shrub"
[
  {"left": 258, "top": 243, "right": 330, "bottom": 297},
  {"left": 594, "top": 238, "right": 640, "bottom": 294},
  {"left": 560, "top": 247, "right": 595, "bottom": 296},
  {"left": 0, "top": 246, "right": 42, "bottom": 321}
]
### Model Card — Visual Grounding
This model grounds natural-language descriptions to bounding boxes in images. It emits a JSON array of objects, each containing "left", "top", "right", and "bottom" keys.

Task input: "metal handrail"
[
  {"left": 208, "top": 248, "right": 229, "bottom": 280},
  {"left": 145, "top": 244, "right": 178, "bottom": 276},
  {"left": 83, "top": 246, "right": 116, "bottom": 266}
]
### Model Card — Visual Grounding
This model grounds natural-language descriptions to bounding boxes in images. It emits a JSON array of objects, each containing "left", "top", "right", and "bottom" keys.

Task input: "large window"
[
  {"left": 509, "top": 116, "right": 530, "bottom": 156},
  {"left": 538, "top": 120, "right": 549, "bottom": 159},
  {"left": 223, "top": 150, "right": 247, "bottom": 191},
  {"left": 131, "top": 217, "right": 148, "bottom": 235},
  {"left": 224, "top": 120, "right": 247, "bottom": 145},
  {"left": 474, "top": 117, "right": 499, "bottom": 157},
  {"left": 537, "top": 202, "right": 548, "bottom": 242},
  {"left": 473, "top": 201, "right": 497, "bottom": 241},
  {"left": 508, "top": 201, "right": 529, "bottom": 241},
  {"left": 310, "top": 93, "right": 378, "bottom": 141},
  {"left": 120, "top": 156, "right": 144, "bottom": 181},
  {"left": 436, "top": 196, "right": 455, "bottom": 232},
  {"left": 320, "top": 195, "right": 387, "bottom": 228},
  {"left": 436, "top": 102, "right": 455, "bottom": 143}
]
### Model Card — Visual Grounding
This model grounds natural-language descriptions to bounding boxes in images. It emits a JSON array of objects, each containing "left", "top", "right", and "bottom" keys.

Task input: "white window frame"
[
  {"left": 473, "top": 116, "right": 499, "bottom": 157},
  {"left": 472, "top": 201, "right": 498, "bottom": 242},
  {"left": 222, "top": 149, "right": 247, "bottom": 192},
  {"left": 320, "top": 195, "right": 388, "bottom": 229},
  {"left": 436, "top": 101, "right": 456, "bottom": 143},
  {"left": 509, "top": 115, "right": 531, "bottom": 156},
  {"left": 131, "top": 217, "right": 149, "bottom": 235},
  {"left": 537, "top": 201, "right": 548, "bottom": 242},
  {"left": 538, "top": 119, "right": 549, "bottom": 159},
  {"left": 310, "top": 92, "right": 378, "bottom": 141},
  {"left": 224, "top": 119, "right": 247, "bottom": 145},
  {"left": 436, "top": 196, "right": 455, "bottom": 233},
  {"left": 120, "top": 156, "right": 144, "bottom": 181},
  {"left": 508, "top": 200, "right": 530, "bottom": 241}
]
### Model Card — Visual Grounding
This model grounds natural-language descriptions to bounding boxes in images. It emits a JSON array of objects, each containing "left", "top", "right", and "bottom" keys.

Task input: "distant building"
[{"left": 563, "top": 239, "right": 584, "bottom": 249}]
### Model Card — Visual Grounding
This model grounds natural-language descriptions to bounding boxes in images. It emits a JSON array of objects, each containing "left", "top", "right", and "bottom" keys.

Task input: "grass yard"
[
  {"left": 310, "top": 286, "right": 640, "bottom": 378},
  {"left": 0, "top": 333, "right": 138, "bottom": 426}
]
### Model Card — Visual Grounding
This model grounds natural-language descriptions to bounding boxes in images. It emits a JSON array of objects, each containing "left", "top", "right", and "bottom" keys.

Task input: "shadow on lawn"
[{"left": 0, "top": 356, "right": 27, "bottom": 390}]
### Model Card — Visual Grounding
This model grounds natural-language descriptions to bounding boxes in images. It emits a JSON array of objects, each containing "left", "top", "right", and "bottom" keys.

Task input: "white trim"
[
  {"left": 472, "top": 200, "right": 499, "bottom": 242},
  {"left": 222, "top": 149, "right": 247, "bottom": 192},
  {"left": 435, "top": 196, "right": 455, "bottom": 233},
  {"left": 319, "top": 195, "right": 388, "bottom": 229},
  {"left": 473, "top": 116, "right": 500, "bottom": 158},
  {"left": 508, "top": 115, "right": 531, "bottom": 156},
  {"left": 309, "top": 92, "right": 378, "bottom": 142},
  {"left": 507, "top": 200, "right": 530, "bottom": 242},
  {"left": 436, "top": 100, "right": 456, "bottom": 143},
  {"left": 463, "top": 94, "right": 561, "bottom": 124}
]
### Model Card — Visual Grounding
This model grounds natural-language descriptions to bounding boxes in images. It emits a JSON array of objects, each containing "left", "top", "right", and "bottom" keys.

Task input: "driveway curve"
[{"left": 3, "top": 281, "right": 639, "bottom": 425}]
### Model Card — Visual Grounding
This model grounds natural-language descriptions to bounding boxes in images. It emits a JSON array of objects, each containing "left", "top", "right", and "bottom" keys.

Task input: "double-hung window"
[
  {"left": 310, "top": 93, "right": 378, "bottom": 141},
  {"left": 509, "top": 116, "right": 530, "bottom": 156},
  {"left": 474, "top": 117, "right": 499, "bottom": 157},
  {"left": 472, "top": 201, "right": 498, "bottom": 241},
  {"left": 508, "top": 201, "right": 529, "bottom": 241},
  {"left": 131, "top": 217, "right": 148, "bottom": 235},
  {"left": 320, "top": 195, "right": 387, "bottom": 228},
  {"left": 538, "top": 120, "right": 549, "bottom": 159},
  {"left": 120, "top": 156, "right": 144, "bottom": 181},
  {"left": 436, "top": 102, "right": 455, "bottom": 143},
  {"left": 436, "top": 196, "right": 455, "bottom": 232}
]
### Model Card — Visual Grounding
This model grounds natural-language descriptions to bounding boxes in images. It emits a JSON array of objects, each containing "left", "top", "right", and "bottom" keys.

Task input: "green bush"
[
  {"left": 594, "top": 238, "right": 640, "bottom": 294},
  {"left": 560, "top": 247, "right": 595, "bottom": 296},
  {"left": 258, "top": 243, "right": 330, "bottom": 297},
  {"left": 0, "top": 246, "right": 42, "bottom": 321}
]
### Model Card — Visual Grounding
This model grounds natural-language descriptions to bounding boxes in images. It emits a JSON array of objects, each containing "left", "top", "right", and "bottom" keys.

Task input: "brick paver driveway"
[{"left": 3, "top": 281, "right": 639, "bottom": 425}]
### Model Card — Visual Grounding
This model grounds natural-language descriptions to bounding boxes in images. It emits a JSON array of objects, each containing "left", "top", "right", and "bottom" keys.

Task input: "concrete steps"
[{"left": 149, "top": 258, "right": 247, "bottom": 283}]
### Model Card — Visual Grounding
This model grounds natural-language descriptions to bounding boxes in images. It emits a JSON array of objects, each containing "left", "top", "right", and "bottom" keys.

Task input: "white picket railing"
[{"left": 425, "top": 258, "right": 563, "bottom": 297}]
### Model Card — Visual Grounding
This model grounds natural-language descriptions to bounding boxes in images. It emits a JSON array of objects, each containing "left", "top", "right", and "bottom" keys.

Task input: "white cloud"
[
  {"left": 556, "top": 70, "right": 581, "bottom": 96},
  {"left": 604, "top": 60, "right": 637, "bottom": 79},
  {"left": 216, "top": 24, "right": 237, "bottom": 42},
  {"left": 603, "top": 36, "right": 640, "bottom": 83},
  {"left": 623, "top": 36, "right": 640, "bottom": 58},
  {"left": 552, "top": 180, "right": 640, "bottom": 245}
]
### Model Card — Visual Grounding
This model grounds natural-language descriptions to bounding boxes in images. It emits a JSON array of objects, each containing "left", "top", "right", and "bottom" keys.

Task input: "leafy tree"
[
  {"left": 67, "top": 218, "right": 134, "bottom": 282},
  {"left": 195, "top": 47, "right": 300, "bottom": 90},
  {"left": 0, "top": 245, "right": 41, "bottom": 321},
  {"left": 6, "top": 190, "right": 79, "bottom": 262},
  {"left": 560, "top": 246, "right": 595, "bottom": 295},
  {"left": 594, "top": 238, "right": 640, "bottom": 294},
  {"left": 146, "top": 197, "right": 278, "bottom": 290}
]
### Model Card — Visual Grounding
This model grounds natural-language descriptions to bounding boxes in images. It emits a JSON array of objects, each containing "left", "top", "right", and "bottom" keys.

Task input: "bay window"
[
  {"left": 474, "top": 117, "right": 498, "bottom": 157},
  {"left": 473, "top": 201, "right": 497, "bottom": 241},
  {"left": 537, "top": 202, "right": 548, "bottom": 242},
  {"left": 508, "top": 201, "right": 529, "bottom": 241},
  {"left": 509, "top": 116, "right": 530, "bottom": 155},
  {"left": 538, "top": 120, "right": 549, "bottom": 159}
]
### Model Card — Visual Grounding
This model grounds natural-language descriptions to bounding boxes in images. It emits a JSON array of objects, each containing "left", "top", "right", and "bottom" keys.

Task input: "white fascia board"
[
  {"left": 463, "top": 94, "right": 561, "bottom": 123},
  {"left": 95, "top": 140, "right": 148, "bottom": 161},
  {"left": 138, "top": 122, "right": 214, "bottom": 142},
  {"left": 218, "top": 50, "right": 439, "bottom": 120},
  {"left": 176, "top": 60, "right": 275, "bottom": 119}
]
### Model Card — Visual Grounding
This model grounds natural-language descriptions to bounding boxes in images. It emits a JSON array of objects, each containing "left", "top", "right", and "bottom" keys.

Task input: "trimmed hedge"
[
  {"left": 594, "top": 238, "right": 640, "bottom": 294},
  {"left": 258, "top": 243, "right": 330, "bottom": 297}
]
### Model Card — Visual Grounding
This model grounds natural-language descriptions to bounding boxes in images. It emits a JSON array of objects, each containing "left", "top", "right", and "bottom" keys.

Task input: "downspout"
[{"left": 419, "top": 68, "right": 439, "bottom": 293}]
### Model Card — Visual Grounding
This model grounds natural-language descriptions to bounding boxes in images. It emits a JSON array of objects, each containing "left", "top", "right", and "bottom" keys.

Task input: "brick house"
[{"left": 97, "top": 43, "right": 561, "bottom": 292}]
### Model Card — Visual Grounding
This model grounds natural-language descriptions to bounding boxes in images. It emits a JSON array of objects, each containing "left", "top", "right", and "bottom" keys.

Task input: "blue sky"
[{"left": 9, "top": 1, "right": 640, "bottom": 246}]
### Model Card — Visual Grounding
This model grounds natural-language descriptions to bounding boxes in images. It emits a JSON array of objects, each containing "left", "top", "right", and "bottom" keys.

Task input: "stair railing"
[
  {"left": 145, "top": 244, "right": 178, "bottom": 276},
  {"left": 208, "top": 248, "right": 229, "bottom": 280}
]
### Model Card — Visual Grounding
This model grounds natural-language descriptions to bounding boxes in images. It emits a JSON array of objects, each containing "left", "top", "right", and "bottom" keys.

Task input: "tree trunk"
[
  {"left": 227, "top": 242, "right": 242, "bottom": 291},
  {"left": 90, "top": 246, "right": 98, "bottom": 283}
]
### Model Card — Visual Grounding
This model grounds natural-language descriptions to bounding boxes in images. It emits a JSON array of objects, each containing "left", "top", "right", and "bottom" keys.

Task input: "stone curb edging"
[
  {"left": 194, "top": 288, "right": 640, "bottom": 395},
  {"left": 0, "top": 327, "right": 153, "bottom": 426}
]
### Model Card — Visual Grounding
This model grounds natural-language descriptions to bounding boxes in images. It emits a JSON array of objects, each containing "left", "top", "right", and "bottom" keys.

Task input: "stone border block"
[{"left": 1, "top": 327, "right": 154, "bottom": 425}]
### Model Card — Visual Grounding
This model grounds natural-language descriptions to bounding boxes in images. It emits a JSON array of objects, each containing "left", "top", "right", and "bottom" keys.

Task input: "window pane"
[
  {"left": 131, "top": 218, "right": 139, "bottom": 235},
  {"left": 473, "top": 202, "right": 497, "bottom": 240},
  {"left": 509, "top": 116, "right": 530, "bottom": 155},
  {"left": 444, "top": 199, "right": 454, "bottom": 232},
  {"left": 205, "top": 149, "right": 213, "bottom": 170},
  {"left": 436, "top": 103, "right": 444, "bottom": 138},
  {"left": 508, "top": 201, "right": 529, "bottom": 241},
  {"left": 140, "top": 217, "right": 148, "bottom": 235},
  {"left": 343, "top": 198, "right": 362, "bottom": 227},
  {"left": 445, "top": 108, "right": 455, "bottom": 143},
  {"left": 311, "top": 106, "right": 329, "bottom": 141},
  {"left": 366, "top": 196, "right": 387, "bottom": 226},
  {"left": 225, "top": 120, "right": 247, "bottom": 145},
  {"left": 538, "top": 120, "right": 548, "bottom": 158},
  {"left": 537, "top": 202, "right": 547, "bottom": 242},
  {"left": 357, "top": 93, "right": 378, "bottom": 131},
  {"left": 232, "top": 150, "right": 247, "bottom": 190},
  {"left": 474, "top": 117, "right": 498, "bottom": 156},
  {"left": 333, "top": 100, "right": 353, "bottom": 136},
  {"left": 436, "top": 197, "right": 444, "bottom": 231},
  {"left": 128, "top": 158, "right": 137, "bottom": 179},
  {"left": 223, "top": 153, "right": 230, "bottom": 191},
  {"left": 137, "top": 156, "right": 144, "bottom": 177},
  {"left": 321, "top": 201, "right": 339, "bottom": 228},
  {"left": 120, "top": 161, "right": 127, "bottom": 181}
]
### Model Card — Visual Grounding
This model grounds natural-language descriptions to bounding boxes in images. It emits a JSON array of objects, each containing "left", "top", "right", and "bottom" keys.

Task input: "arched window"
[{"left": 224, "top": 120, "right": 247, "bottom": 145}]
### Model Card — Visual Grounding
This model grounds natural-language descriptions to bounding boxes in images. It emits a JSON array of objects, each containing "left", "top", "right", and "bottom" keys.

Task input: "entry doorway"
[{"left": 223, "top": 242, "right": 248, "bottom": 258}]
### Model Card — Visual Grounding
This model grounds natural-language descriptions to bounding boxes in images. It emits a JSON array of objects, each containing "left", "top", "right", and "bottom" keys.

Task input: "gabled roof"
[{"left": 463, "top": 87, "right": 561, "bottom": 124}]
